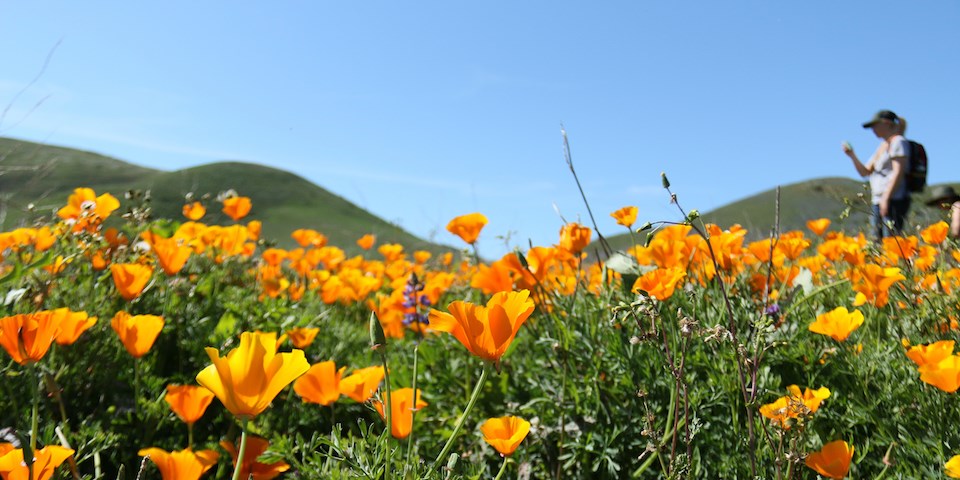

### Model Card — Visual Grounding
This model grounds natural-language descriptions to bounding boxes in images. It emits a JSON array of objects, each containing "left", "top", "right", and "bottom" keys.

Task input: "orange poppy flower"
[
  {"left": 378, "top": 243, "right": 405, "bottom": 262},
  {"left": 291, "top": 228, "right": 327, "bottom": 248},
  {"left": 285, "top": 327, "right": 320, "bottom": 349},
  {"left": 0, "top": 445, "right": 74, "bottom": 480},
  {"left": 0, "top": 312, "right": 62, "bottom": 365},
  {"left": 470, "top": 259, "right": 516, "bottom": 295},
  {"left": 373, "top": 387, "right": 427, "bottom": 439},
  {"left": 632, "top": 267, "right": 686, "bottom": 301},
  {"left": 222, "top": 196, "right": 252, "bottom": 221},
  {"left": 56, "top": 187, "right": 120, "bottom": 232},
  {"left": 143, "top": 232, "right": 192, "bottom": 276},
  {"left": 446, "top": 212, "right": 488, "bottom": 245},
  {"left": 558, "top": 222, "right": 592, "bottom": 254},
  {"left": 428, "top": 290, "right": 535, "bottom": 366},
  {"left": 294, "top": 360, "right": 347, "bottom": 406},
  {"left": 53, "top": 309, "right": 97, "bottom": 346},
  {"left": 919, "top": 355, "right": 960, "bottom": 393},
  {"left": 906, "top": 340, "right": 955, "bottom": 367},
  {"left": 138, "top": 447, "right": 218, "bottom": 480},
  {"left": 196, "top": 331, "right": 309, "bottom": 420},
  {"left": 809, "top": 307, "right": 864, "bottom": 342},
  {"left": 806, "top": 218, "right": 831, "bottom": 236},
  {"left": 921, "top": 221, "right": 950, "bottom": 245},
  {"left": 221, "top": 436, "right": 289, "bottom": 480},
  {"left": 413, "top": 250, "right": 432, "bottom": 264},
  {"left": 33, "top": 226, "right": 56, "bottom": 252},
  {"left": 804, "top": 439, "right": 854, "bottom": 479},
  {"left": 356, "top": 234, "right": 376, "bottom": 250},
  {"left": 165, "top": 385, "right": 216, "bottom": 425},
  {"left": 481, "top": 416, "right": 531, "bottom": 456},
  {"left": 111, "top": 311, "right": 165, "bottom": 358},
  {"left": 339, "top": 365, "right": 386, "bottom": 403},
  {"left": 759, "top": 385, "right": 830, "bottom": 428},
  {"left": 610, "top": 206, "right": 638, "bottom": 228},
  {"left": 182, "top": 202, "right": 206, "bottom": 221},
  {"left": 849, "top": 264, "right": 904, "bottom": 308},
  {"left": 110, "top": 263, "right": 154, "bottom": 301}
]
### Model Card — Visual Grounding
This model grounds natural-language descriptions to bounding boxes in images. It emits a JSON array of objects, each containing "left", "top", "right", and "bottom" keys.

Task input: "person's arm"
[{"left": 843, "top": 142, "right": 885, "bottom": 177}]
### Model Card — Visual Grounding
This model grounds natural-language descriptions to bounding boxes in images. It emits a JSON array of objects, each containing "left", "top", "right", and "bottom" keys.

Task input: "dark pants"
[{"left": 872, "top": 197, "right": 911, "bottom": 239}]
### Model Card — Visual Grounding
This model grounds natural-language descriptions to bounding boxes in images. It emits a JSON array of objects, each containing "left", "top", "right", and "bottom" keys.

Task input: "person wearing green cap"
[
  {"left": 925, "top": 185, "right": 960, "bottom": 239},
  {"left": 842, "top": 109, "right": 910, "bottom": 238}
]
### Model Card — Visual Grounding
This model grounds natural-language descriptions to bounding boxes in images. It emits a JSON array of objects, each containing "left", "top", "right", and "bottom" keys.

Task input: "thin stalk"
[
  {"left": 230, "top": 419, "right": 250, "bottom": 480},
  {"left": 405, "top": 343, "right": 420, "bottom": 473},
  {"left": 377, "top": 347, "right": 393, "bottom": 480},
  {"left": 28, "top": 363, "right": 39, "bottom": 480},
  {"left": 29, "top": 363, "right": 39, "bottom": 452},
  {"left": 133, "top": 358, "right": 141, "bottom": 418},
  {"left": 492, "top": 456, "right": 511, "bottom": 480},
  {"left": 431, "top": 364, "right": 489, "bottom": 471},
  {"left": 187, "top": 423, "right": 194, "bottom": 450}
]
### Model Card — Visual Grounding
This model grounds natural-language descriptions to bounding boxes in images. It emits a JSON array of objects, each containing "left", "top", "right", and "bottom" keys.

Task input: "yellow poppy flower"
[
  {"left": 946, "top": 454, "right": 960, "bottom": 478},
  {"left": 809, "top": 307, "right": 864, "bottom": 342},
  {"left": 428, "top": 290, "right": 535, "bottom": 366},
  {"left": 138, "top": 447, "right": 219, "bottom": 480},
  {"left": 196, "top": 331, "right": 309, "bottom": 420}
]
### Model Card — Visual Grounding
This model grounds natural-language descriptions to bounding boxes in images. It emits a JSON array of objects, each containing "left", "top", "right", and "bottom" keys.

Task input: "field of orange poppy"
[{"left": 2, "top": 186, "right": 960, "bottom": 478}]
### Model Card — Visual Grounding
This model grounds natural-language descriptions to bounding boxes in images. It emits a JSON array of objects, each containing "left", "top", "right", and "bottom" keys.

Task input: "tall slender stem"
[
  {"left": 378, "top": 349, "right": 392, "bottom": 480},
  {"left": 405, "top": 343, "right": 420, "bottom": 472},
  {"left": 431, "top": 363, "right": 489, "bottom": 471},
  {"left": 230, "top": 419, "right": 250, "bottom": 480},
  {"left": 493, "top": 456, "right": 511, "bottom": 480}
]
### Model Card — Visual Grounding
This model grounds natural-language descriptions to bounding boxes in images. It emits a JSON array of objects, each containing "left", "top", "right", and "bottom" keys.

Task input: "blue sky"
[{"left": 3, "top": 1, "right": 960, "bottom": 258}]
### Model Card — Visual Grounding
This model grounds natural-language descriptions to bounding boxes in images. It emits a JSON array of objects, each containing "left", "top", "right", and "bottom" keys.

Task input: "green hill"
[
  {"left": 598, "top": 177, "right": 960, "bottom": 256},
  {"left": 0, "top": 137, "right": 453, "bottom": 255}
]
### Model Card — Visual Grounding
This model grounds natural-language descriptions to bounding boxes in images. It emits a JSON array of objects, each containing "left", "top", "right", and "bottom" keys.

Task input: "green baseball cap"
[{"left": 862, "top": 110, "right": 899, "bottom": 128}]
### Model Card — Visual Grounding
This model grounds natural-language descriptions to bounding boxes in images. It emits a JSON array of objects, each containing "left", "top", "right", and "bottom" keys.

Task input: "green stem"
[
  {"left": 493, "top": 456, "right": 511, "bottom": 480},
  {"left": 134, "top": 358, "right": 141, "bottom": 418},
  {"left": 431, "top": 363, "right": 489, "bottom": 471},
  {"left": 187, "top": 423, "right": 194, "bottom": 450},
  {"left": 378, "top": 348, "right": 393, "bottom": 480},
  {"left": 29, "top": 364, "right": 39, "bottom": 452},
  {"left": 230, "top": 419, "right": 250, "bottom": 480},
  {"left": 28, "top": 363, "right": 39, "bottom": 480},
  {"left": 405, "top": 343, "right": 420, "bottom": 473}
]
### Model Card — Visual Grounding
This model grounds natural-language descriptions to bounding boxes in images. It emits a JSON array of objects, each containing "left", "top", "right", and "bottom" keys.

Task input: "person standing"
[{"left": 842, "top": 109, "right": 911, "bottom": 238}]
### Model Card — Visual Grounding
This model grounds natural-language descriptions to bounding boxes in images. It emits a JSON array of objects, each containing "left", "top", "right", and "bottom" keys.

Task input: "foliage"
[{"left": 2, "top": 182, "right": 960, "bottom": 480}]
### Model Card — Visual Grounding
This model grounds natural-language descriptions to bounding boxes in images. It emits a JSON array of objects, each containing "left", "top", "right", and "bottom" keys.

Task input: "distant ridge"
[{"left": 0, "top": 137, "right": 453, "bottom": 255}]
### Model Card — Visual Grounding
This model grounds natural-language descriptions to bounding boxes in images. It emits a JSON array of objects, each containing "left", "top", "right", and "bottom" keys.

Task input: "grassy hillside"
[
  {"left": 598, "top": 177, "right": 960, "bottom": 256},
  {"left": 0, "top": 137, "right": 453, "bottom": 255}
]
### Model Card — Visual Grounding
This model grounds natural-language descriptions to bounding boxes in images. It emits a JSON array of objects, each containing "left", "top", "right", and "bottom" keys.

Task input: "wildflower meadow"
[{"left": 4, "top": 179, "right": 960, "bottom": 480}]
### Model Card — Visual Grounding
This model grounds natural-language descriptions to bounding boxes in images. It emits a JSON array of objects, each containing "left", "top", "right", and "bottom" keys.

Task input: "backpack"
[{"left": 906, "top": 139, "right": 928, "bottom": 193}]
